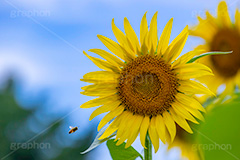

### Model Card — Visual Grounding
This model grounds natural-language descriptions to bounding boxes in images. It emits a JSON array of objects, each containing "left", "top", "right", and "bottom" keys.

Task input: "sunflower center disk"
[
  {"left": 210, "top": 29, "right": 240, "bottom": 78},
  {"left": 118, "top": 55, "right": 179, "bottom": 116},
  {"left": 132, "top": 72, "right": 162, "bottom": 99}
]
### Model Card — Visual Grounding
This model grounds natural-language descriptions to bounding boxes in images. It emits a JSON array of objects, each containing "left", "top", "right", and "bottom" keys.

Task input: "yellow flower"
[
  {"left": 190, "top": 1, "right": 240, "bottom": 96},
  {"left": 168, "top": 125, "right": 204, "bottom": 160},
  {"left": 80, "top": 12, "right": 213, "bottom": 152}
]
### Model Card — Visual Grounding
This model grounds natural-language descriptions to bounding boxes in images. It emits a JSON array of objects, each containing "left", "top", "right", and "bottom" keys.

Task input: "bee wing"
[{"left": 69, "top": 126, "right": 73, "bottom": 129}]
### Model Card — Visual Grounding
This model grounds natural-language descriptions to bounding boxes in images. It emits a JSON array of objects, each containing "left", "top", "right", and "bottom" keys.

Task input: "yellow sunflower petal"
[
  {"left": 157, "top": 18, "right": 173, "bottom": 56},
  {"left": 176, "top": 93, "right": 206, "bottom": 113},
  {"left": 179, "top": 71, "right": 214, "bottom": 80},
  {"left": 140, "top": 12, "right": 148, "bottom": 46},
  {"left": 217, "top": 1, "right": 231, "bottom": 27},
  {"left": 81, "top": 71, "right": 120, "bottom": 83},
  {"left": 116, "top": 114, "right": 138, "bottom": 146},
  {"left": 165, "top": 126, "right": 172, "bottom": 144},
  {"left": 235, "top": 9, "right": 240, "bottom": 31},
  {"left": 115, "top": 111, "right": 132, "bottom": 140},
  {"left": 125, "top": 115, "right": 144, "bottom": 148},
  {"left": 112, "top": 19, "right": 136, "bottom": 57},
  {"left": 169, "top": 108, "right": 193, "bottom": 134},
  {"left": 194, "top": 44, "right": 209, "bottom": 51},
  {"left": 164, "top": 26, "right": 188, "bottom": 63},
  {"left": 162, "top": 111, "right": 176, "bottom": 142},
  {"left": 81, "top": 89, "right": 117, "bottom": 97},
  {"left": 198, "top": 15, "right": 216, "bottom": 33},
  {"left": 115, "top": 137, "right": 126, "bottom": 146},
  {"left": 193, "top": 16, "right": 216, "bottom": 41},
  {"left": 124, "top": 18, "right": 140, "bottom": 54},
  {"left": 198, "top": 74, "right": 224, "bottom": 95},
  {"left": 81, "top": 83, "right": 117, "bottom": 91},
  {"left": 111, "top": 19, "right": 126, "bottom": 46},
  {"left": 140, "top": 116, "right": 150, "bottom": 148},
  {"left": 182, "top": 106, "right": 205, "bottom": 122},
  {"left": 141, "top": 32, "right": 149, "bottom": 55},
  {"left": 89, "top": 49, "right": 124, "bottom": 67},
  {"left": 175, "top": 63, "right": 214, "bottom": 80},
  {"left": 206, "top": 11, "right": 217, "bottom": 28},
  {"left": 80, "top": 94, "right": 118, "bottom": 108},
  {"left": 189, "top": 11, "right": 217, "bottom": 42},
  {"left": 173, "top": 50, "right": 205, "bottom": 67},
  {"left": 98, "top": 106, "right": 124, "bottom": 131},
  {"left": 97, "top": 35, "right": 126, "bottom": 60},
  {"left": 83, "top": 51, "right": 120, "bottom": 72},
  {"left": 174, "top": 63, "right": 212, "bottom": 73},
  {"left": 148, "top": 12, "right": 158, "bottom": 55},
  {"left": 81, "top": 83, "right": 118, "bottom": 97},
  {"left": 171, "top": 101, "right": 199, "bottom": 124},
  {"left": 98, "top": 115, "right": 122, "bottom": 140},
  {"left": 168, "top": 25, "right": 188, "bottom": 48},
  {"left": 178, "top": 80, "right": 215, "bottom": 96},
  {"left": 89, "top": 100, "right": 121, "bottom": 120},
  {"left": 155, "top": 115, "right": 166, "bottom": 144},
  {"left": 148, "top": 117, "right": 159, "bottom": 153}
]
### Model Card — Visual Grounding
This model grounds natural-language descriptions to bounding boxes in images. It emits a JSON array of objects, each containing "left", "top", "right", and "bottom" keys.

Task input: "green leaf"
[
  {"left": 197, "top": 98, "right": 240, "bottom": 160},
  {"left": 107, "top": 139, "right": 143, "bottom": 160},
  {"left": 81, "top": 123, "right": 116, "bottom": 154},
  {"left": 187, "top": 51, "right": 232, "bottom": 63}
]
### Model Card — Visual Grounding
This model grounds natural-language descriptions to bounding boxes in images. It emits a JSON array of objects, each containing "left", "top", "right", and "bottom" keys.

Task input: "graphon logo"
[
  {"left": 192, "top": 143, "right": 232, "bottom": 151},
  {"left": 10, "top": 10, "right": 51, "bottom": 18},
  {"left": 10, "top": 141, "right": 51, "bottom": 150}
]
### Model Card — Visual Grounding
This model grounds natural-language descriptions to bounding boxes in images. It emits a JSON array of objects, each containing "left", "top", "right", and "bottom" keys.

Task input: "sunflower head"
[
  {"left": 118, "top": 54, "right": 179, "bottom": 117},
  {"left": 81, "top": 12, "right": 213, "bottom": 152},
  {"left": 190, "top": 1, "right": 240, "bottom": 96}
]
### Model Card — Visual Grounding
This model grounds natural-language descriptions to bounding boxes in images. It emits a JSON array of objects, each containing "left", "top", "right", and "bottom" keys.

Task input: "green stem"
[{"left": 144, "top": 132, "right": 152, "bottom": 160}]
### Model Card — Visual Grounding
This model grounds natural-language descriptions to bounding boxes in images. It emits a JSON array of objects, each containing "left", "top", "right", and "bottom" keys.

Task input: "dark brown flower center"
[
  {"left": 210, "top": 28, "right": 240, "bottom": 78},
  {"left": 118, "top": 55, "right": 179, "bottom": 116}
]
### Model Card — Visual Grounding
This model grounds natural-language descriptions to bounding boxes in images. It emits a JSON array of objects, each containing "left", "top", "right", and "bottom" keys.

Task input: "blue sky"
[{"left": 0, "top": 0, "right": 239, "bottom": 159}]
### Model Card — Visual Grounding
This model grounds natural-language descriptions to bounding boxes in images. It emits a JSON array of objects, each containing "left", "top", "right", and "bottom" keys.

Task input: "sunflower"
[
  {"left": 168, "top": 125, "right": 203, "bottom": 160},
  {"left": 190, "top": 1, "right": 240, "bottom": 96},
  {"left": 80, "top": 12, "right": 213, "bottom": 152}
]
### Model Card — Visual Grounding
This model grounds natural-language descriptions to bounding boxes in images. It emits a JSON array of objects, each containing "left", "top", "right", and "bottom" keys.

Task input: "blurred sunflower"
[
  {"left": 190, "top": 1, "right": 240, "bottom": 96},
  {"left": 80, "top": 12, "right": 213, "bottom": 152},
  {"left": 168, "top": 125, "right": 204, "bottom": 160}
]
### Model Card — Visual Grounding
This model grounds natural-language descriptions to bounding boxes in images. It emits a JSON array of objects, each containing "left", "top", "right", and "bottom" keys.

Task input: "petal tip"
[{"left": 97, "top": 34, "right": 102, "bottom": 39}]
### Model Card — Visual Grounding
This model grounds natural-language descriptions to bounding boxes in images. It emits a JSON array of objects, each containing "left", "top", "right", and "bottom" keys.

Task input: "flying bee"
[{"left": 68, "top": 126, "right": 78, "bottom": 134}]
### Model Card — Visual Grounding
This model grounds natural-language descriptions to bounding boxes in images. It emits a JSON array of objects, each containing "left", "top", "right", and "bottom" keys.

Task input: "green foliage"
[
  {"left": 197, "top": 98, "right": 240, "bottom": 160},
  {"left": 0, "top": 78, "right": 94, "bottom": 160},
  {"left": 107, "top": 139, "right": 143, "bottom": 160},
  {"left": 0, "top": 79, "right": 34, "bottom": 159}
]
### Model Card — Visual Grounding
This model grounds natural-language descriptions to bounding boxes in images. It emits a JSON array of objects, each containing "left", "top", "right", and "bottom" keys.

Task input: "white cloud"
[{"left": 0, "top": 49, "right": 47, "bottom": 88}]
